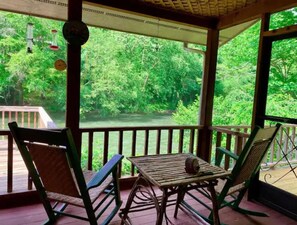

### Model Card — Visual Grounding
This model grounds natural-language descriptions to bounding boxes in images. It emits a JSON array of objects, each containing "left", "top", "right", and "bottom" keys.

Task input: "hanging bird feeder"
[
  {"left": 26, "top": 22, "right": 34, "bottom": 53},
  {"left": 49, "top": 29, "right": 59, "bottom": 50}
]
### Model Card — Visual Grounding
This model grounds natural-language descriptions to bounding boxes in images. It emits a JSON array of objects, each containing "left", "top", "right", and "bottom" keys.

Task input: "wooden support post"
[
  {"left": 198, "top": 29, "right": 219, "bottom": 161},
  {"left": 65, "top": 0, "right": 83, "bottom": 154},
  {"left": 250, "top": 13, "right": 271, "bottom": 200},
  {"left": 252, "top": 13, "right": 271, "bottom": 129}
]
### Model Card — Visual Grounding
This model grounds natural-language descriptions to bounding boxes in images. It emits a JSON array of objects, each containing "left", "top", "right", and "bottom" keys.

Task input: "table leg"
[
  {"left": 174, "top": 186, "right": 186, "bottom": 218},
  {"left": 208, "top": 185, "right": 220, "bottom": 225},
  {"left": 120, "top": 176, "right": 143, "bottom": 225},
  {"left": 120, "top": 175, "right": 161, "bottom": 225},
  {"left": 157, "top": 188, "right": 168, "bottom": 225}
]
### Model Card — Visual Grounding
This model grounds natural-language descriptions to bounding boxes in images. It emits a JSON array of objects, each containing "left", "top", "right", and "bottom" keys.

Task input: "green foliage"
[
  {"left": 0, "top": 12, "right": 66, "bottom": 109},
  {"left": 173, "top": 98, "right": 199, "bottom": 125},
  {"left": 269, "top": 38, "right": 297, "bottom": 101},
  {"left": 0, "top": 12, "right": 203, "bottom": 116},
  {"left": 174, "top": 9, "right": 297, "bottom": 126},
  {"left": 79, "top": 28, "right": 203, "bottom": 116},
  {"left": 270, "top": 8, "right": 297, "bottom": 30},
  {"left": 266, "top": 93, "right": 297, "bottom": 118},
  {"left": 1, "top": 9, "right": 297, "bottom": 127}
]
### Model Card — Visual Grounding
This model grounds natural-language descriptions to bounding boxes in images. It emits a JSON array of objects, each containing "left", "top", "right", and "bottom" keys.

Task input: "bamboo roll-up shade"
[
  {"left": 142, "top": 0, "right": 257, "bottom": 17},
  {"left": 0, "top": 0, "right": 258, "bottom": 46}
]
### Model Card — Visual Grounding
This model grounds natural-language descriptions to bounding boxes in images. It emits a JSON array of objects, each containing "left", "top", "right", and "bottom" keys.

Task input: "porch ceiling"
[{"left": 0, "top": 0, "right": 296, "bottom": 45}]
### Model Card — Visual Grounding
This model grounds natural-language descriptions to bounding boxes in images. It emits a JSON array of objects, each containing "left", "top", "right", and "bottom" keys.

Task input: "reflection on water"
[{"left": 49, "top": 112, "right": 176, "bottom": 128}]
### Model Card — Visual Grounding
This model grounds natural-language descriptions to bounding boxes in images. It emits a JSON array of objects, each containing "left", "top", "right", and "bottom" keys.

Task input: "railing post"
[
  {"left": 235, "top": 135, "right": 243, "bottom": 156},
  {"left": 7, "top": 134, "right": 13, "bottom": 193},
  {"left": 189, "top": 128, "right": 195, "bottom": 154},
  {"left": 88, "top": 132, "right": 94, "bottom": 170},
  {"left": 118, "top": 130, "right": 123, "bottom": 178},
  {"left": 178, "top": 129, "right": 184, "bottom": 153},
  {"left": 1, "top": 111, "right": 5, "bottom": 130},
  {"left": 167, "top": 128, "right": 173, "bottom": 154},
  {"left": 156, "top": 129, "right": 161, "bottom": 155},
  {"left": 215, "top": 131, "right": 222, "bottom": 163},
  {"left": 131, "top": 130, "right": 137, "bottom": 176},
  {"left": 144, "top": 130, "right": 149, "bottom": 155},
  {"left": 224, "top": 134, "right": 232, "bottom": 170},
  {"left": 103, "top": 131, "right": 109, "bottom": 165}
]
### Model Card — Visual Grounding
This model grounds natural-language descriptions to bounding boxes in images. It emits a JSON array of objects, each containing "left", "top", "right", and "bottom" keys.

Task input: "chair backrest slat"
[
  {"left": 231, "top": 124, "right": 281, "bottom": 186},
  {"left": 233, "top": 140, "right": 271, "bottom": 185},
  {"left": 14, "top": 127, "right": 68, "bottom": 146},
  {"left": 27, "top": 143, "right": 80, "bottom": 197}
]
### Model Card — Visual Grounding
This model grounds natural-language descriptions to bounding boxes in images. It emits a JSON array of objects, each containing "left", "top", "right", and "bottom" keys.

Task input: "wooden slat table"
[{"left": 120, "top": 153, "right": 230, "bottom": 225}]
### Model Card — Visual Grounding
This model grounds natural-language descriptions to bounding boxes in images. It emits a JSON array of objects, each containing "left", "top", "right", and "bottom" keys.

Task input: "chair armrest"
[
  {"left": 87, "top": 154, "right": 124, "bottom": 190},
  {"left": 215, "top": 147, "right": 239, "bottom": 167}
]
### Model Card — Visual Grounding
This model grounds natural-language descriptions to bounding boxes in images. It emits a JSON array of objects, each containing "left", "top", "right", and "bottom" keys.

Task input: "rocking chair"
[
  {"left": 9, "top": 121, "right": 123, "bottom": 225},
  {"left": 175, "top": 123, "right": 281, "bottom": 224}
]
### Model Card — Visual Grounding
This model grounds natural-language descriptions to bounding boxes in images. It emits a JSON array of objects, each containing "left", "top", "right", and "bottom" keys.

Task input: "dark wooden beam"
[
  {"left": 263, "top": 24, "right": 297, "bottom": 41},
  {"left": 252, "top": 13, "right": 271, "bottom": 129},
  {"left": 197, "top": 28, "right": 219, "bottom": 161},
  {"left": 249, "top": 14, "right": 271, "bottom": 201},
  {"left": 218, "top": 0, "right": 297, "bottom": 30},
  {"left": 86, "top": 0, "right": 218, "bottom": 29},
  {"left": 65, "top": 1, "right": 83, "bottom": 153}
]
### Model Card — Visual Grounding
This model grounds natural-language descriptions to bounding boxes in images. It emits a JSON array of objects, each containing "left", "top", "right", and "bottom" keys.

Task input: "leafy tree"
[
  {"left": 80, "top": 28, "right": 203, "bottom": 116},
  {"left": 174, "top": 8, "right": 297, "bottom": 126},
  {"left": 1, "top": 13, "right": 66, "bottom": 110},
  {"left": 2, "top": 8, "right": 296, "bottom": 125}
]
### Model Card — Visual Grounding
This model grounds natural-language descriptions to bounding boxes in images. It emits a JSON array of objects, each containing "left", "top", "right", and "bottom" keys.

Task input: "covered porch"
[{"left": 1, "top": 0, "right": 297, "bottom": 224}]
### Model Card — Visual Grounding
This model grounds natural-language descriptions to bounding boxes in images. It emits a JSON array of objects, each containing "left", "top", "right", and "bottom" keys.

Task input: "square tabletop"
[{"left": 128, "top": 153, "right": 230, "bottom": 188}]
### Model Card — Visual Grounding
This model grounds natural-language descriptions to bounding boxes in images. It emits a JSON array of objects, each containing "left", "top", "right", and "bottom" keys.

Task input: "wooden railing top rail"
[
  {"left": 0, "top": 106, "right": 41, "bottom": 112},
  {"left": 211, "top": 125, "right": 250, "bottom": 129},
  {"left": 210, "top": 126, "right": 250, "bottom": 138},
  {"left": 80, "top": 125, "right": 203, "bottom": 132},
  {"left": 0, "top": 106, "right": 56, "bottom": 129},
  {"left": 0, "top": 130, "right": 10, "bottom": 135}
]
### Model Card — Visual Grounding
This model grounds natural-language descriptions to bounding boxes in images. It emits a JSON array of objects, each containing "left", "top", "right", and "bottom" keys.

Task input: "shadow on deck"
[
  {"left": 1, "top": 140, "right": 297, "bottom": 224},
  {"left": 0, "top": 189, "right": 296, "bottom": 225}
]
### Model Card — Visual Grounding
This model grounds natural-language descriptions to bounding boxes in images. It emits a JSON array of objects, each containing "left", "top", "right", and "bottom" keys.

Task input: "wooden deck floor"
[
  {"left": 0, "top": 189, "right": 296, "bottom": 225},
  {"left": 260, "top": 168, "right": 297, "bottom": 196},
  {"left": 0, "top": 148, "right": 29, "bottom": 194},
  {"left": 1, "top": 147, "right": 297, "bottom": 224}
]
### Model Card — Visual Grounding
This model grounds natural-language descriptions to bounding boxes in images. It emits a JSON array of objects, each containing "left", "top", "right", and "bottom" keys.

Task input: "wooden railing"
[
  {"left": 81, "top": 124, "right": 297, "bottom": 176},
  {"left": 0, "top": 106, "right": 56, "bottom": 130},
  {"left": 210, "top": 126, "right": 250, "bottom": 170},
  {"left": 0, "top": 106, "right": 56, "bottom": 194},
  {"left": 210, "top": 125, "right": 297, "bottom": 171},
  {"left": 79, "top": 125, "right": 202, "bottom": 177},
  {"left": 0, "top": 130, "right": 13, "bottom": 193},
  {"left": 1, "top": 106, "right": 297, "bottom": 196}
]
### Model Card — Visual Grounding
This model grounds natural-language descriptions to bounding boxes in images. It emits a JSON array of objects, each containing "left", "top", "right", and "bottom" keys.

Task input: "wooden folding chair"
[
  {"left": 175, "top": 123, "right": 281, "bottom": 224},
  {"left": 9, "top": 121, "right": 123, "bottom": 225}
]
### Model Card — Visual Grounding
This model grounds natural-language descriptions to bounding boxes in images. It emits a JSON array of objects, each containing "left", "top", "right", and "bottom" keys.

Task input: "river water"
[{"left": 49, "top": 112, "right": 176, "bottom": 128}]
